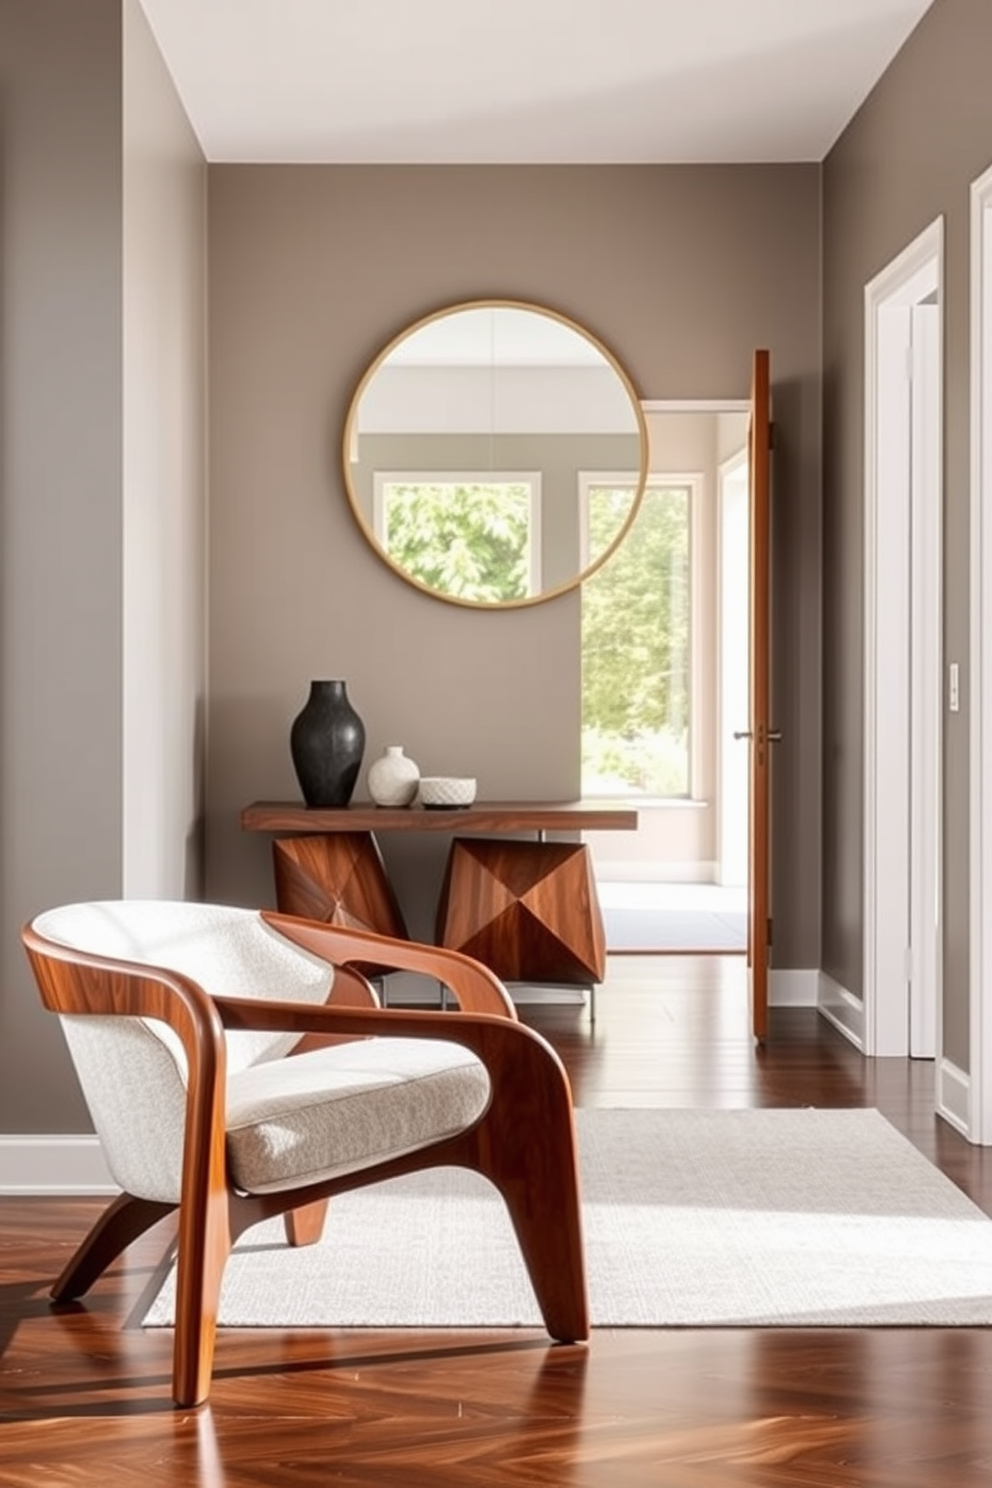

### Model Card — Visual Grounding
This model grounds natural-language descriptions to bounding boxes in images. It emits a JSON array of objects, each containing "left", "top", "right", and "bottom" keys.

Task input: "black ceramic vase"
[{"left": 289, "top": 679, "right": 366, "bottom": 807}]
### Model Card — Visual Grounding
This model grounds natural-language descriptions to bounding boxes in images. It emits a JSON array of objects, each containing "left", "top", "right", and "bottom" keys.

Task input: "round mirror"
[{"left": 341, "top": 299, "right": 648, "bottom": 609}]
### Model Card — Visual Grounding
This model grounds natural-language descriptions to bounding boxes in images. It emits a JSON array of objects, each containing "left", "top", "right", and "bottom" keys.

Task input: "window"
[
  {"left": 581, "top": 478, "right": 693, "bottom": 797},
  {"left": 373, "top": 473, "right": 541, "bottom": 604}
]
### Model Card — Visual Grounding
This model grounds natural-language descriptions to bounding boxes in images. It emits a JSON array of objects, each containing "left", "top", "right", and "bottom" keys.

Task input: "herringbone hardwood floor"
[{"left": 4, "top": 954, "right": 992, "bottom": 1486}]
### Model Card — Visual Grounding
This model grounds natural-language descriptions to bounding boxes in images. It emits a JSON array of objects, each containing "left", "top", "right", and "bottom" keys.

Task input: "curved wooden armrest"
[
  {"left": 21, "top": 928, "right": 231, "bottom": 1231},
  {"left": 21, "top": 926, "right": 226, "bottom": 1054},
  {"left": 262, "top": 910, "right": 517, "bottom": 1018}
]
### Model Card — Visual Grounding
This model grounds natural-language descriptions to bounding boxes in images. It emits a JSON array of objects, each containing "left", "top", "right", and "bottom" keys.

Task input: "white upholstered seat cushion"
[{"left": 225, "top": 1037, "right": 491, "bottom": 1194}]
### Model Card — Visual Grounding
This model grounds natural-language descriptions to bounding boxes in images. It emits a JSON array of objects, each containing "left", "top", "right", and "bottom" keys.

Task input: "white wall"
[{"left": 122, "top": 0, "right": 208, "bottom": 898}]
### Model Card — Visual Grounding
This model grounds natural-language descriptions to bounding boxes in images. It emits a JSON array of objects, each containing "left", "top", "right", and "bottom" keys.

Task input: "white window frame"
[
  {"left": 372, "top": 470, "right": 542, "bottom": 597},
  {"left": 579, "top": 470, "right": 701, "bottom": 801}
]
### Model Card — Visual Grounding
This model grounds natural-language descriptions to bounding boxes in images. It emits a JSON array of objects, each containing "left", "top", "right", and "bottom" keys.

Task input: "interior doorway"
[{"left": 585, "top": 402, "right": 750, "bottom": 953}]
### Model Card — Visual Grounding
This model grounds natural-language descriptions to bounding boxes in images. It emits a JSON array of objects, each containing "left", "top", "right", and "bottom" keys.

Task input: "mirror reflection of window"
[
  {"left": 343, "top": 301, "right": 648, "bottom": 608},
  {"left": 372, "top": 473, "right": 541, "bottom": 603},
  {"left": 581, "top": 479, "right": 693, "bottom": 799}
]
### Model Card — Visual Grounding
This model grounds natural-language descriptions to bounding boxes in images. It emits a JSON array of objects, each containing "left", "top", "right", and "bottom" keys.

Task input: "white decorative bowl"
[{"left": 418, "top": 776, "right": 477, "bottom": 810}]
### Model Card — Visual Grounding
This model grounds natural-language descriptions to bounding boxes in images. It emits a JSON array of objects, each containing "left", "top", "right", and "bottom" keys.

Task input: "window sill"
[{"left": 585, "top": 796, "right": 710, "bottom": 810}]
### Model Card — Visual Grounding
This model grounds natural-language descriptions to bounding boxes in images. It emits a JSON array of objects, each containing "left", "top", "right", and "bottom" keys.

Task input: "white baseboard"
[
  {"left": 380, "top": 973, "right": 589, "bottom": 1009},
  {"left": 817, "top": 972, "right": 865, "bottom": 1050},
  {"left": 591, "top": 860, "right": 719, "bottom": 884},
  {"left": 769, "top": 969, "right": 819, "bottom": 1006},
  {"left": 0, "top": 1135, "right": 117, "bottom": 1195},
  {"left": 0, "top": 987, "right": 971, "bottom": 1193},
  {"left": 936, "top": 1057, "right": 970, "bottom": 1137},
  {"left": 507, "top": 985, "right": 589, "bottom": 1006},
  {"left": 388, "top": 967, "right": 826, "bottom": 1010}
]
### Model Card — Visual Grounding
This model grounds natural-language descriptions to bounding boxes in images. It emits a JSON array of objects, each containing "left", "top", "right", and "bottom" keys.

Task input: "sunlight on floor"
[
  {"left": 597, "top": 882, "right": 746, "bottom": 913},
  {"left": 597, "top": 880, "right": 747, "bottom": 952}
]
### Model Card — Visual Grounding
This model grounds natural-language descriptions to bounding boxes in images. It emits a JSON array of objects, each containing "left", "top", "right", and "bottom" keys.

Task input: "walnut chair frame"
[{"left": 22, "top": 909, "right": 588, "bottom": 1408}]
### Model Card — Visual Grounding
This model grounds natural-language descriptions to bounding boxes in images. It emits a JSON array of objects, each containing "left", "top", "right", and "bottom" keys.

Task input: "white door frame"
[
  {"left": 969, "top": 164, "right": 992, "bottom": 1142},
  {"left": 863, "top": 217, "right": 944, "bottom": 1058},
  {"left": 908, "top": 299, "right": 941, "bottom": 1060}
]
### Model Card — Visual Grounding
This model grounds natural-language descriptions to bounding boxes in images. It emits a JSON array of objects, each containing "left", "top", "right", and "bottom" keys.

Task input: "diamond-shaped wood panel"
[
  {"left": 272, "top": 833, "right": 408, "bottom": 977},
  {"left": 435, "top": 837, "right": 606, "bottom": 985}
]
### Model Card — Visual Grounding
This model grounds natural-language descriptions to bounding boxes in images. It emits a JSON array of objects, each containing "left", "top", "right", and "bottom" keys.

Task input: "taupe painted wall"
[
  {"left": 821, "top": 0, "right": 992, "bottom": 1065},
  {"left": 206, "top": 165, "right": 822, "bottom": 965},
  {"left": 0, "top": 1, "right": 124, "bottom": 1133},
  {"left": 0, "top": 2, "right": 207, "bottom": 1137}
]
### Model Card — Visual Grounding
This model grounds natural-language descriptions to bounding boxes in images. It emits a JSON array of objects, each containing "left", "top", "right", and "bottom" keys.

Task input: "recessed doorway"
[{"left": 584, "top": 403, "right": 749, "bottom": 954}]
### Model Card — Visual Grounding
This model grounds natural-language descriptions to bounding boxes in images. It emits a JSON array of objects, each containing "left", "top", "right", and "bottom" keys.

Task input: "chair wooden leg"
[
  {"left": 51, "top": 1193, "right": 176, "bottom": 1302},
  {"left": 470, "top": 1052, "right": 589, "bottom": 1344},
  {"left": 492, "top": 1147, "right": 588, "bottom": 1343},
  {"left": 172, "top": 1198, "right": 232, "bottom": 1408},
  {"left": 284, "top": 1198, "right": 329, "bottom": 1246}
]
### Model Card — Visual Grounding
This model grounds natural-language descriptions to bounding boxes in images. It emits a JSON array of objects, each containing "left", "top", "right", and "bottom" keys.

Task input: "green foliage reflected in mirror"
[
  {"left": 380, "top": 478, "right": 534, "bottom": 603},
  {"left": 341, "top": 300, "right": 648, "bottom": 609}
]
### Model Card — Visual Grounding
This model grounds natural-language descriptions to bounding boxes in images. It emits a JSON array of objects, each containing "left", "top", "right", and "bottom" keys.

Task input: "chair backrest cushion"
[{"left": 31, "top": 900, "right": 338, "bottom": 1201}]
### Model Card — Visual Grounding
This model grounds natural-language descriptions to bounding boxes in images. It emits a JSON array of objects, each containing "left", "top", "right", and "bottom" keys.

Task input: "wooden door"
[{"left": 747, "top": 349, "right": 773, "bottom": 1042}]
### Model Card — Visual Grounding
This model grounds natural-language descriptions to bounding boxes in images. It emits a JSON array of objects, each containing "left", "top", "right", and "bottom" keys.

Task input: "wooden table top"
[{"left": 241, "top": 800, "right": 639, "bottom": 834}]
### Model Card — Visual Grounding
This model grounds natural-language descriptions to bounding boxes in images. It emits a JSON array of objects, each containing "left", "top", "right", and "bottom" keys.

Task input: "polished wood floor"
[{"left": 4, "top": 954, "right": 992, "bottom": 1486}]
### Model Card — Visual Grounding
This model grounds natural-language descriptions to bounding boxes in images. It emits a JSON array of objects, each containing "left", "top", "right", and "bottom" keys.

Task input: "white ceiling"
[{"left": 135, "top": 0, "right": 936, "bottom": 165}]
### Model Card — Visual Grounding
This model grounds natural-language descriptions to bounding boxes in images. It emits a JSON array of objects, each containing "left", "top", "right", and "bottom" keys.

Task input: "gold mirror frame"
[{"left": 341, "top": 298, "right": 649, "bottom": 609}]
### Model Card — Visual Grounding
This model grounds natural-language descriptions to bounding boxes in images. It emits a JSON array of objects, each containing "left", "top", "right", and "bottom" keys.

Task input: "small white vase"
[{"left": 367, "top": 745, "right": 420, "bottom": 807}]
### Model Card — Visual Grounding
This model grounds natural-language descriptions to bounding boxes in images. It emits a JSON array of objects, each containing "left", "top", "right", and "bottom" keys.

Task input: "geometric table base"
[
  {"left": 435, "top": 837, "right": 606, "bottom": 987},
  {"left": 272, "top": 833, "right": 409, "bottom": 978}
]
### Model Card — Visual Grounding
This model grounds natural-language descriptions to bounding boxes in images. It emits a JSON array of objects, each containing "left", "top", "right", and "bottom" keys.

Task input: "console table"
[
  {"left": 241, "top": 800, "right": 638, "bottom": 997},
  {"left": 241, "top": 801, "right": 638, "bottom": 835}
]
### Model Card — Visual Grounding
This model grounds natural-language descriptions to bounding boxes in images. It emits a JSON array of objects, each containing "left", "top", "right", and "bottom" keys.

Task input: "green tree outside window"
[{"left": 582, "top": 484, "right": 691, "bottom": 796}]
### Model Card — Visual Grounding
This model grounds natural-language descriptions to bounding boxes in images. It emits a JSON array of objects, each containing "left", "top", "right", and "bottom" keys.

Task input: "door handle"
[{"left": 734, "top": 727, "right": 781, "bottom": 742}]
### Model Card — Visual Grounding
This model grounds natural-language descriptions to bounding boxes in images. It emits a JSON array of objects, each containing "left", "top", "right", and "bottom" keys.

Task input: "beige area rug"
[{"left": 143, "top": 1108, "right": 992, "bottom": 1329}]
